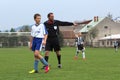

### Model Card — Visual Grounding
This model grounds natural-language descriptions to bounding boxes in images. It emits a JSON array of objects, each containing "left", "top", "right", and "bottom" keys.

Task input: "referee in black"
[{"left": 44, "top": 13, "right": 77, "bottom": 68}]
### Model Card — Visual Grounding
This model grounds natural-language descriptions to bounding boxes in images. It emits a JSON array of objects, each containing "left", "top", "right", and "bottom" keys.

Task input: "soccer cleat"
[
  {"left": 29, "top": 69, "right": 38, "bottom": 74},
  {"left": 41, "top": 65, "right": 51, "bottom": 70},
  {"left": 82, "top": 58, "right": 86, "bottom": 61},
  {"left": 45, "top": 66, "right": 50, "bottom": 73},
  {"left": 74, "top": 56, "right": 78, "bottom": 60},
  {"left": 58, "top": 64, "right": 62, "bottom": 68}
]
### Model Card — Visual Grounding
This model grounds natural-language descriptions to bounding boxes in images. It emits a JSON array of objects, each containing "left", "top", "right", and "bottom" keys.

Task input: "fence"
[
  {"left": 0, "top": 32, "right": 115, "bottom": 48},
  {"left": 0, "top": 32, "right": 30, "bottom": 48}
]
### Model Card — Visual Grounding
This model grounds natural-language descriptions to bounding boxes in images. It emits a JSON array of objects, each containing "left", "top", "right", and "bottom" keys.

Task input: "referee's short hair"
[
  {"left": 34, "top": 13, "right": 41, "bottom": 19},
  {"left": 47, "top": 12, "right": 53, "bottom": 18}
]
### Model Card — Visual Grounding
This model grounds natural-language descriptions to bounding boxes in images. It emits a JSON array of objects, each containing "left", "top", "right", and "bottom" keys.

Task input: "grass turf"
[{"left": 0, "top": 47, "right": 120, "bottom": 80}]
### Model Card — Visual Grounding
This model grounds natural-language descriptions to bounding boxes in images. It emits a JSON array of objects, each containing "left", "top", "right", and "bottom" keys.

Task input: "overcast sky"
[{"left": 0, "top": 0, "right": 120, "bottom": 30}]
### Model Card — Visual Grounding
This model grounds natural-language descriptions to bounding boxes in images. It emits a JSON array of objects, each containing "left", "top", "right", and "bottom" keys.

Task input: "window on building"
[
  {"left": 102, "top": 41, "right": 104, "bottom": 45},
  {"left": 107, "top": 41, "right": 109, "bottom": 45},
  {"left": 87, "top": 25, "right": 92, "bottom": 28},
  {"left": 110, "top": 41, "right": 113, "bottom": 45},
  {"left": 87, "top": 26, "right": 90, "bottom": 28},
  {"left": 105, "top": 34, "right": 107, "bottom": 37},
  {"left": 104, "top": 26, "right": 108, "bottom": 29}
]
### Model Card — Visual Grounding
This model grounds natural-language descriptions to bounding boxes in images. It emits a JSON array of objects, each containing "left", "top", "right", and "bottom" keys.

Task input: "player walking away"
[
  {"left": 74, "top": 32, "right": 86, "bottom": 60},
  {"left": 43, "top": 13, "right": 77, "bottom": 69},
  {"left": 29, "top": 13, "right": 50, "bottom": 74},
  {"left": 113, "top": 40, "right": 119, "bottom": 52}
]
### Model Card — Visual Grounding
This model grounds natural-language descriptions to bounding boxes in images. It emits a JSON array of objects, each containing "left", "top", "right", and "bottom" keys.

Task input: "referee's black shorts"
[
  {"left": 45, "top": 37, "right": 61, "bottom": 52},
  {"left": 114, "top": 45, "right": 118, "bottom": 48},
  {"left": 77, "top": 44, "right": 84, "bottom": 50}
]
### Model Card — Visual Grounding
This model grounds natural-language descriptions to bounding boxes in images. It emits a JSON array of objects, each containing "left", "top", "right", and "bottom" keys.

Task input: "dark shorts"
[
  {"left": 77, "top": 44, "right": 84, "bottom": 50},
  {"left": 45, "top": 37, "right": 61, "bottom": 52},
  {"left": 32, "top": 37, "right": 43, "bottom": 51},
  {"left": 114, "top": 46, "right": 118, "bottom": 48}
]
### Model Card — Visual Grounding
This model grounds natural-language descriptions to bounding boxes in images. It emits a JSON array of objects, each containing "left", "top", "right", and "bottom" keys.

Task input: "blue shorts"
[{"left": 32, "top": 37, "right": 43, "bottom": 51}]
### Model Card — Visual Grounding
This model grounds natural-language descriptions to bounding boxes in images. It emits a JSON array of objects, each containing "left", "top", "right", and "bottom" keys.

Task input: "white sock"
[
  {"left": 82, "top": 52, "right": 85, "bottom": 59},
  {"left": 116, "top": 48, "right": 118, "bottom": 52}
]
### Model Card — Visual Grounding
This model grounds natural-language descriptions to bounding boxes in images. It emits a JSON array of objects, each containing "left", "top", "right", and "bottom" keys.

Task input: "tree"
[
  {"left": 10, "top": 28, "right": 16, "bottom": 32},
  {"left": 10, "top": 28, "right": 17, "bottom": 36},
  {"left": 87, "top": 28, "right": 99, "bottom": 47},
  {"left": 20, "top": 25, "right": 31, "bottom": 32}
]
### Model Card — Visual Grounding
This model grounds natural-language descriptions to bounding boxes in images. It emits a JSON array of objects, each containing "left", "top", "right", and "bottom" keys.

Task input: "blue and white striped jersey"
[{"left": 114, "top": 41, "right": 118, "bottom": 46}]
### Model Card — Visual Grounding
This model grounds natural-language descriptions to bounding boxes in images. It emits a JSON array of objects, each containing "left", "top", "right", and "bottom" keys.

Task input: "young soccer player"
[
  {"left": 114, "top": 40, "right": 119, "bottom": 52},
  {"left": 74, "top": 32, "right": 86, "bottom": 60},
  {"left": 29, "top": 13, "right": 50, "bottom": 74}
]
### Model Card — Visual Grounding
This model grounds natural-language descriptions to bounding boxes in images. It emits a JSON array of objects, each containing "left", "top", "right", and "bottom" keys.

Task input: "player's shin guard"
[
  {"left": 34, "top": 60, "right": 39, "bottom": 71},
  {"left": 40, "top": 58, "right": 48, "bottom": 66}
]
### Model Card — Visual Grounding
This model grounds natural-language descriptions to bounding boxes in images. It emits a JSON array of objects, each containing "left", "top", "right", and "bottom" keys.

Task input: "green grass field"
[{"left": 0, "top": 47, "right": 120, "bottom": 80}]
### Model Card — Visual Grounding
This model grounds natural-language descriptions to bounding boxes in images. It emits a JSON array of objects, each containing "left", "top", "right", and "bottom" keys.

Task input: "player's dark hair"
[
  {"left": 34, "top": 13, "right": 41, "bottom": 19},
  {"left": 47, "top": 12, "right": 53, "bottom": 18}
]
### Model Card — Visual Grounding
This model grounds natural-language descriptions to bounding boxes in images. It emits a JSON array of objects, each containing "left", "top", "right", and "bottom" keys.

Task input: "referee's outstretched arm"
[{"left": 56, "top": 20, "right": 75, "bottom": 26}]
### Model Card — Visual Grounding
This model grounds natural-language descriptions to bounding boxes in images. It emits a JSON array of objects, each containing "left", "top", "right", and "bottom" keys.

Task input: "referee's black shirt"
[{"left": 44, "top": 20, "right": 74, "bottom": 38}]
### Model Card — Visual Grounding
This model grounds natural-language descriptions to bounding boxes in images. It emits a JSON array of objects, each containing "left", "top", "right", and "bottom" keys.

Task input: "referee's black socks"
[{"left": 57, "top": 55, "right": 61, "bottom": 64}]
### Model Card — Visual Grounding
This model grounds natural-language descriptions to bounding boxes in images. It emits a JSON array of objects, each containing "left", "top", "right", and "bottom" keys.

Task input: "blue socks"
[
  {"left": 40, "top": 58, "right": 48, "bottom": 66},
  {"left": 34, "top": 60, "right": 39, "bottom": 71},
  {"left": 34, "top": 58, "right": 48, "bottom": 71}
]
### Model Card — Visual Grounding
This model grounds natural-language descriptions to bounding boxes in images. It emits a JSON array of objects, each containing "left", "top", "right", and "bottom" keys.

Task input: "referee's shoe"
[{"left": 58, "top": 64, "right": 62, "bottom": 68}]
